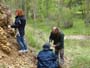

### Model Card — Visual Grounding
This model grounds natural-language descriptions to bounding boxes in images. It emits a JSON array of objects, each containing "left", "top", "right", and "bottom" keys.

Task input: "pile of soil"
[{"left": 0, "top": 3, "right": 36, "bottom": 68}]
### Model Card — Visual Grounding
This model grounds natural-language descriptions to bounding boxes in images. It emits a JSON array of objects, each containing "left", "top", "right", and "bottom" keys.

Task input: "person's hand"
[
  {"left": 53, "top": 45, "right": 56, "bottom": 48},
  {"left": 50, "top": 45, "right": 56, "bottom": 50},
  {"left": 8, "top": 25, "right": 11, "bottom": 28}
]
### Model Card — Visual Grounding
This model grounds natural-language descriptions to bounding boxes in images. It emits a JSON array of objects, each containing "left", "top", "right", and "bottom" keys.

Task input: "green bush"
[
  {"left": 59, "top": 7, "right": 73, "bottom": 28},
  {"left": 85, "top": 13, "right": 90, "bottom": 26}
]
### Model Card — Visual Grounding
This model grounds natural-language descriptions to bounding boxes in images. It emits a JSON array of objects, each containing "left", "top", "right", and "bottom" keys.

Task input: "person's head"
[
  {"left": 15, "top": 9, "right": 24, "bottom": 16},
  {"left": 43, "top": 42, "right": 51, "bottom": 50},
  {"left": 52, "top": 27, "right": 59, "bottom": 34}
]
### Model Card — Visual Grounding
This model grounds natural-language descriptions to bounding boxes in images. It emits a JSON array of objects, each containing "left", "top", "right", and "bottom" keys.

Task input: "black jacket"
[
  {"left": 49, "top": 31, "right": 64, "bottom": 49},
  {"left": 11, "top": 16, "right": 26, "bottom": 37}
]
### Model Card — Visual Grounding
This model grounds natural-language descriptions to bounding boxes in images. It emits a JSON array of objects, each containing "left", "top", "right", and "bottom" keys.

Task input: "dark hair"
[
  {"left": 55, "top": 27, "right": 59, "bottom": 31},
  {"left": 43, "top": 43, "right": 50, "bottom": 50}
]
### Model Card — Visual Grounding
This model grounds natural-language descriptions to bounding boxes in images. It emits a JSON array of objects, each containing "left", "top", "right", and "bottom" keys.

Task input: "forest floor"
[{"left": 0, "top": 36, "right": 37, "bottom": 68}]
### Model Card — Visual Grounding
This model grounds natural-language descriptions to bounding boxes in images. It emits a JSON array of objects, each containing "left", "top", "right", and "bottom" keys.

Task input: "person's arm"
[
  {"left": 55, "top": 33, "right": 64, "bottom": 49},
  {"left": 60, "top": 33, "right": 64, "bottom": 47},
  {"left": 57, "top": 32, "right": 64, "bottom": 48},
  {"left": 11, "top": 18, "right": 21, "bottom": 28}
]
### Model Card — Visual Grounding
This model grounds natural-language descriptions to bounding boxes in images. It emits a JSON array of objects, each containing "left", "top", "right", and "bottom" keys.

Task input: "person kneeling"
[{"left": 37, "top": 43, "right": 59, "bottom": 68}]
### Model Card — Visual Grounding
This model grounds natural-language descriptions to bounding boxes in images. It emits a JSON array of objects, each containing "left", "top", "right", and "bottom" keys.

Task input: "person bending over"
[{"left": 49, "top": 27, "right": 64, "bottom": 64}]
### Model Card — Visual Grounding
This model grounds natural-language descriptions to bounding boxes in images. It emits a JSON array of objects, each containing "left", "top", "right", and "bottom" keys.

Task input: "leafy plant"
[{"left": 59, "top": 7, "right": 73, "bottom": 28}]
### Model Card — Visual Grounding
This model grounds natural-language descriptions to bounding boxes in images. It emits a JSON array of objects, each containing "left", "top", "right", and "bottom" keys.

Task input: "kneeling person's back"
[{"left": 37, "top": 43, "right": 58, "bottom": 68}]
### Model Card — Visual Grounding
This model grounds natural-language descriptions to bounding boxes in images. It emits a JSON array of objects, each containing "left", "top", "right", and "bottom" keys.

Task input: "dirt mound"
[{"left": 0, "top": 3, "right": 36, "bottom": 68}]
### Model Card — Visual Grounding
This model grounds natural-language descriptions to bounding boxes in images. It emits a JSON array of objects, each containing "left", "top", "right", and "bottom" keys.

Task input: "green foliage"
[
  {"left": 63, "top": 19, "right": 90, "bottom": 35},
  {"left": 28, "top": 18, "right": 90, "bottom": 35},
  {"left": 25, "top": 26, "right": 41, "bottom": 51},
  {"left": 85, "top": 12, "right": 90, "bottom": 25},
  {"left": 71, "top": 56, "right": 90, "bottom": 68},
  {"left": 65, "top": 40, "right": 90, "bottom": 68},
  {"left": 25, "top": 25, "right": 50, "bottom": 53},
  {"left": 58, "top": 7, "right": 73, "bottom": 28},
  {"left": 3, "top": 0, "right": 90, "bottom": 27}
]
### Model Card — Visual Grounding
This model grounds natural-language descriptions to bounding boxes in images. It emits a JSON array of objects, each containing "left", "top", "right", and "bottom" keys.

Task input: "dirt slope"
[
  {"left": 0, "top": 3, "right": 36, "bottom": 68},
  {"left": 0, "top": 35, "right": 36, "bottom": 68}
]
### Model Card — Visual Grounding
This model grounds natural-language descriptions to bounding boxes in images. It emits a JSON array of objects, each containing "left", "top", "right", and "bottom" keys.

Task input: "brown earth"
[{"left": 0, "top": 3, "right": 36, "bottom": 68}]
